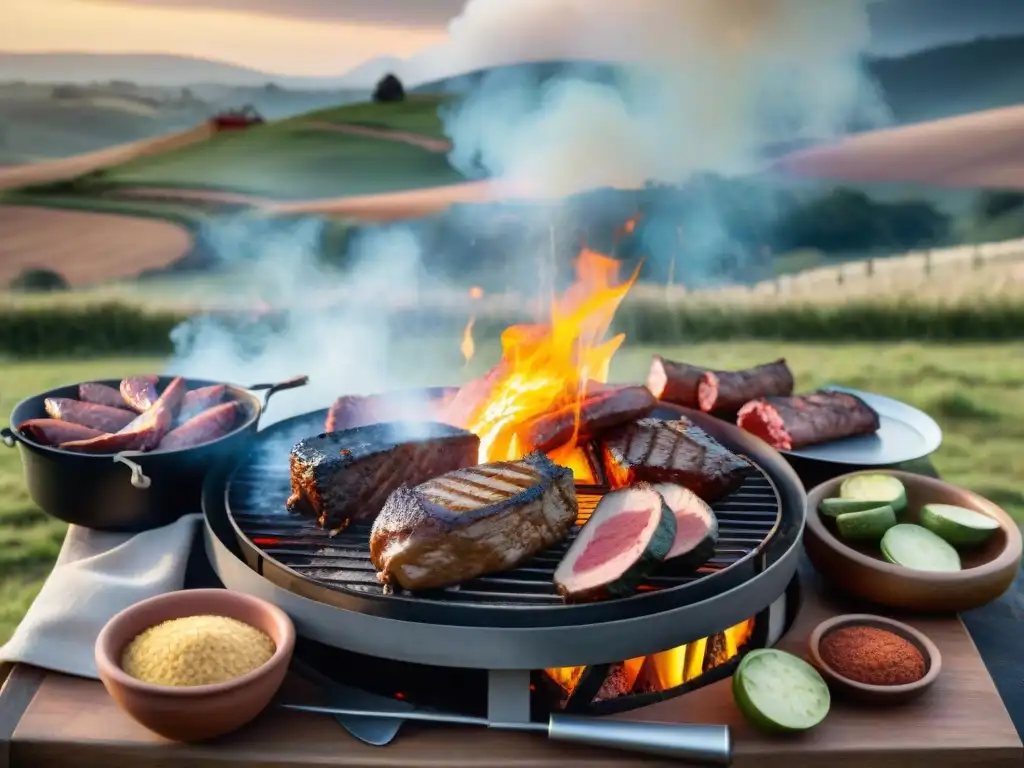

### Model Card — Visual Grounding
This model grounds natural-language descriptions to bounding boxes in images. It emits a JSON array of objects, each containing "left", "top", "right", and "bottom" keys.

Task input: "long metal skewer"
[{"left": 282, "top": 703, "right": 732, "bottom": 765}]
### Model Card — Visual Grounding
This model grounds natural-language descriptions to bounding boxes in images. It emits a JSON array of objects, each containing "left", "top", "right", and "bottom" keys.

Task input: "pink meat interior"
[{"left": 573, "top": 510, "right": 650, "bottom": 574}]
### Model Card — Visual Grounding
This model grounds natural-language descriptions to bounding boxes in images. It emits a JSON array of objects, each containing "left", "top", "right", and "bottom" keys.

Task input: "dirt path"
[
  {"left": 0, "top": 205, "right": 193, "bottom": 286},
  {"left": 303, "top": 121, "right": 452, "bottom": 153},
  {"left": 0, "top": 124, "right": 214, "bottom": 191}
]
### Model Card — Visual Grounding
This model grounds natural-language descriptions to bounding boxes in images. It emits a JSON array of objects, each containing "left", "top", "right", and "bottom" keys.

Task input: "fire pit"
[
  {"left": 204, "top": 247, "right": 806, "bottom": 725},
  {"left": 203, "top": 399, "right": 804, "bottom": 723}
]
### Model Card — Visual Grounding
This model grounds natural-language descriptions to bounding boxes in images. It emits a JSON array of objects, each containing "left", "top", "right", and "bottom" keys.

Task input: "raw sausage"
[
  {"left": 78, "top": 383, "right": 131, "bottom": 410},
  {"left": 176, "top": 384, "right": 227, "bottom": 425},
  {"left": 159, "top": 402, "right": 240, "bottom": 450},
  {"left": 18, "top": 419, "right": 106, "bottom": 446}
]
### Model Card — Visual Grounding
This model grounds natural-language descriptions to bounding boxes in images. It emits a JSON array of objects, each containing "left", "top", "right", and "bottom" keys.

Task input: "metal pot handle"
[
  {"left": 1, "top": 427, "right": 18, "bottom": 448},
  {"left": 113, "top": 452, "right": 152, "bottom": 490},
  {"left": 246, "top": 375, "right": 309, "bottom": 428}
]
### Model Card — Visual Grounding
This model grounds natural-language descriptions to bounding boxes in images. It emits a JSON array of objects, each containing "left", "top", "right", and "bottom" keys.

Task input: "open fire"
[{"left": 451, "top": 240, "right": 758, "bottom": 698}]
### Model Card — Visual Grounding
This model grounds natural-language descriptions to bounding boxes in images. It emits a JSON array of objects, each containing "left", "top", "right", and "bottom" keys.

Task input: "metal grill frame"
[{"left": 204, "top": 397, "right": 807, "bottom": 669}]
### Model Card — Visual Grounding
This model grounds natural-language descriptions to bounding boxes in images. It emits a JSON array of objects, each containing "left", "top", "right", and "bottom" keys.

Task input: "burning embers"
[{"left": 547, "top": 618, "right": 756, "bottom": 701}]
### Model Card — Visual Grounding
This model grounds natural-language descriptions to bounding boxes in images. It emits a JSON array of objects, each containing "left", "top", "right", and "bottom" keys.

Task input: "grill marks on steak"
[
  {"left": 369, "top": 452, "right": 577, "bottom": 591},
  {"left": 737, "top": 390, "right": 880, "bottom": 450},
  {"left": 286, "top": 421, "right": 480, "bottom": 531},
  {"left": 601, "top": 418, "right": 753, "bottom": 503}
]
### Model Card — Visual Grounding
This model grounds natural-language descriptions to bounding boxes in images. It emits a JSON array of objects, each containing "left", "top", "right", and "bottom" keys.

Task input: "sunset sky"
[
  {"left": 3, "top": 0, "right": 1024, "bottom": 81},
  {"left": 1, "top": 0, "right": 452, "bottom": 76}
]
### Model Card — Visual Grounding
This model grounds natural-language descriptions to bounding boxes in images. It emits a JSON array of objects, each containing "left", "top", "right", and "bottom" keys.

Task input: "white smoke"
[{"left": 434, "top": 0, "right": 888, "bottom": 196}]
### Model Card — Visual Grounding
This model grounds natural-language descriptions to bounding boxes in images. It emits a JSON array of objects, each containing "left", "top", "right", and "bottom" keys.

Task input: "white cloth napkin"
[{"left": 0, "top": 513, "right": 201, "bottom": 679}]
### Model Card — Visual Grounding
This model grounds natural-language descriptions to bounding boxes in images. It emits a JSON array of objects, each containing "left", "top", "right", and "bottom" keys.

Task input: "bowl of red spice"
[{"left": 807, "top": 614, "right": 941, "bottom": 704}]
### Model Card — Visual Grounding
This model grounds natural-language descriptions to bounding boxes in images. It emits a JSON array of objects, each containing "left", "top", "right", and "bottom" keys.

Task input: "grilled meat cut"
[
  {"left": 737, "top": 390, "right": 880, "bottom": 450},
  {"left": 120, "top": 375, "right": 160, "bottom": 413},
  {"left": 520, "top": 385, "right": 657, "bottom": 452},
  {"left": 645, "top": 355, "right": 706, "bottom": 408},
  {"left": 650, "top": 483, "right": 719, "bottom": 572},
  {"left": 553, "top": 482, "right": 675, "bottom": 602},
  {"left": 60, "top": 377, "right": 186, "bottom": 453},
  {"left": 78, "top": 383, "right": 131, "bottom": 410},
  {"left": 369, "top": 452, "right": 577, "bottom": 591},
  {"left": 43, "top": 398, "right": 137, "bottom": 432},
  {"left": 177, "top": 385, "right": 227, "bottom": 425},
  {"left": 325, "top": 389, "right": 458, "bottom": 432},
  {"left": 696, "top": 359, "right": 794, "bottom": 415},
  {"left": 159, "top": 401, "right": 240, "bottom": 450},
  {"left": 18, "top": 419, "right": 106, "bottom": 446},
  {"left": 287, "top": 421, "right": 480, "bottom": 531},
  {"left": 601, "top": 417, "right": 753, "bottom": 503}
]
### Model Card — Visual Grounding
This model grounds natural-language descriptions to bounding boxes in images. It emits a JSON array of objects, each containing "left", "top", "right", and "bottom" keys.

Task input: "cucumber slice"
[
  {"left": 835, "top": 505, "right": 897, "bottom": 541},
  {"left": 919, "top": 504, "right": 1000, "bottom": 547},
  {"left": 840, "top": 474, "right": 907, "bottom": 514},
  {"left": 880, "top": 524, "right": 961, "bottom": 572},
  {"left": 819, "top": 497, "right": 890, "bottom": 518},
  {"left": 732, "top": 649, "right": 830, "bottom": 733}
]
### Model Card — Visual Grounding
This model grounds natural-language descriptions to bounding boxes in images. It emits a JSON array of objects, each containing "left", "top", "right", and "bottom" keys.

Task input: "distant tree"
[
  {"left": 9, "top": 268, "right": 69, "bottom": 293},
  {"left": 373, "top": 73, "right": 405, "bottom": 103}
]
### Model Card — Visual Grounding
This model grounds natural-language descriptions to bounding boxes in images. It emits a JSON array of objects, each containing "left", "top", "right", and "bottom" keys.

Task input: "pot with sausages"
[{"left": 2, "top": 374, "right": 308, "bottom": 532}]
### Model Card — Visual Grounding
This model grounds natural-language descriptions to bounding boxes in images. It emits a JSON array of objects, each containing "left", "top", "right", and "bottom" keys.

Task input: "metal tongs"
[{"left": 281, "top": 701, "right": 732, "bottom": 765}]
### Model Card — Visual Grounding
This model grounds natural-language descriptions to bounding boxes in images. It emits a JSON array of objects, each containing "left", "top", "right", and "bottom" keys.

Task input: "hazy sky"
[{"left": 3, "top": 0, "right": 1024, "bottom": 78}]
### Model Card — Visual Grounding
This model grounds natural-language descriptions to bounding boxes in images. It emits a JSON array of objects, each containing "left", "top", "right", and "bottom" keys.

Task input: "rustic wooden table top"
[{"left": 0, "top": 565, "right": 1020, "bottom": 768}]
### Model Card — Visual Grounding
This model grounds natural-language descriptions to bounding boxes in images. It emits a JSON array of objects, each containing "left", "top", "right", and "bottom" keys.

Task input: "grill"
[
  {"left": 227, "top": 436, "right": 780, "bottom": 612},
  {"left": 204, "top": 395, "right": 806, "bottom": 678}
]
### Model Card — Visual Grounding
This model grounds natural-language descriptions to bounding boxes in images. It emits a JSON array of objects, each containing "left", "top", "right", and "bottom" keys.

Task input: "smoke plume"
[{"left": 438, "top": 0, "right": 888, "bottom": 195}]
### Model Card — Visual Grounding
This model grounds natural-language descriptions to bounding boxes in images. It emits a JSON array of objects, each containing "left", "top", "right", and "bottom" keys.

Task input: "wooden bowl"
[
  {"left": 804, "top": 470, "right": 1022, "bottom": 612},
  {"left": 95, "top": 589, "right": 295, "bottom": 742},
  {"left": 807, "top": 614, "right": 941, "bottom": 704}
]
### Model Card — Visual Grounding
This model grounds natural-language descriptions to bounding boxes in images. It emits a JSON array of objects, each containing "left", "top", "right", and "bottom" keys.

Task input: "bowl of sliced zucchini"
[{"left": 804, "top": 471, "right": 1022, "bottom": 613}]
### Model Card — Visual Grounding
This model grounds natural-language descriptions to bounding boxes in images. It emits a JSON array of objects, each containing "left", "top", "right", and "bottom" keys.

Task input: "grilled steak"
[
  {"left": 369, "top": 452, "right": 577, "bottom": 591},
  {"left": 287, "top": 421, "right": 479, "bottom": 531},
  {"left": 737, "top": 390, "right": 880, "bottom": 450},
  {"left": 601, "top": 418, "right": 753, "bottom": 503}
]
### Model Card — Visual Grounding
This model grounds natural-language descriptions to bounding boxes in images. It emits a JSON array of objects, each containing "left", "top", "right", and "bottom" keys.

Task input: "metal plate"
[{"left": 782, "top": 386, "right": 943, "bottom": 466}]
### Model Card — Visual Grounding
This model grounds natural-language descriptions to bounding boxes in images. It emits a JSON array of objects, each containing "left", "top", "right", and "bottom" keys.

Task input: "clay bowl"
[
  {"left": 805, "top": 470, "right": 1022, "bottom": 613},
  {"left": 807, "top": 614, "right": 941, "bottom": 704},
  {"left": 95, "top": 588, "right": 295, "bottom": 742}
]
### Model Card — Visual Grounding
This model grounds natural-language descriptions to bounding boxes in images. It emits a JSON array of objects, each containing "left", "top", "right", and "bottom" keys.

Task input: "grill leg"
[{"left": 487, "top": 669, "right": 533, "bottom": 723}]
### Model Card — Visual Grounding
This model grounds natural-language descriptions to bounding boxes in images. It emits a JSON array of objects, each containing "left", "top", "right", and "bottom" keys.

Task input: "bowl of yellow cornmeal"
[{"left": 95, "top": 588, "right": 295, "bottom": 742}]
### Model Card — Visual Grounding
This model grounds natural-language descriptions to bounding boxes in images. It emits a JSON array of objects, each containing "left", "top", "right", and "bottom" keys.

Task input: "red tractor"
[{"left": 210, "top": 105, "right": 265, "bottom": 132}]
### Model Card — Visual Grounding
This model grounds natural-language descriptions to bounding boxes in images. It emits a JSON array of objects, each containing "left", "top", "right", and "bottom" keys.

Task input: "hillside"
[
  {"left": 0, "top": 81, "right": 368, "bottom": 164},
  {"left": 414, "top": 35, "right": 1024, "bottom": 126}
]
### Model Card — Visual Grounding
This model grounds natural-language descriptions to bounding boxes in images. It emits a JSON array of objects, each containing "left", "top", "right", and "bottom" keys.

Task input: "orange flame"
[
  {"left": 466, "top": 248, "right": 639, "bottom": 464},
  {"left": 460, "top": 317, "right": 476, "bottom": 364},
  {"left": 469, "top": 286, "right": 484, "bottom": 300}
]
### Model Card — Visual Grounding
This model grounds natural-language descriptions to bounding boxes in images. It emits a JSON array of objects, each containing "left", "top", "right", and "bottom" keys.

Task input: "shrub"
[
  {"left": 8, "top": 268, "right": 69, "bottom": 293},
  {"left": 373, "top": 74, "right": 406, "bottom": 103}
]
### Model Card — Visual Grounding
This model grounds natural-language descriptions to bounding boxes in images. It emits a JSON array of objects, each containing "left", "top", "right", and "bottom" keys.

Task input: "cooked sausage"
[
  {"left": 60, "top": 402, "right": 173, "bottom": 453},
  {"left": 159, "top": 402, "right": 240, "bottom": 450},
  {"left": 154, "top": 377, "right": 188, "bottom": 422},
  {"left": 696, "top": 359, "right": 795, "bottom": 415},
  {"left": 18, "top": 419, "right": 106, "bottom": 446},
  {"left": 520, "top": 385, "right": 658, "bottom": 452},
  {"left": 176, "top": 384, "right": 227, "bottom": 425},
  {"left": 44, "top": 398, "right": 137, "bottom": 432},
  {"left": 78, "top": 383, "right": 131, "bottom": 410},
  {"left": 120, "top": 375, "right": 159, "bottom": 412}
]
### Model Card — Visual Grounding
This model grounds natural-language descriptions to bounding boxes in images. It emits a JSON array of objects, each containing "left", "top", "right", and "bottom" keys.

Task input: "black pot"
[{"left": 2, "top": 374, "right": 309, "bottom": 533}]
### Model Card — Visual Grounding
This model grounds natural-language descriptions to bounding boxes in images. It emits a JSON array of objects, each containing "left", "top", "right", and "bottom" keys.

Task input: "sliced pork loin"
[
  {"left": 369, "top": 452, "right": 577, "bottom": 592},
  {"left": 286, "top": 421, "right": 479, "bottom": 531},
  {"left": 554, "top": 483, "right": 676, "bottom": 602},
  {"left": 601, "top": 417, "right": 753, "bottom": 503},
  {"left": 650, "top": 483, "right": 719, "bottom": 572}
]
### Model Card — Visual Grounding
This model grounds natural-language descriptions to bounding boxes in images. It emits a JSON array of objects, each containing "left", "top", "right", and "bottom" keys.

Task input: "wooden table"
[{"left": 0, "top": 563, "right": 1020, "bottom": 768}]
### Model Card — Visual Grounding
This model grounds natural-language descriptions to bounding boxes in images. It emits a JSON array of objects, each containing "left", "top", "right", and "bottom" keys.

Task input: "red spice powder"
[{"left": 819, "top": 626, "right": 926, "bottom": 686}]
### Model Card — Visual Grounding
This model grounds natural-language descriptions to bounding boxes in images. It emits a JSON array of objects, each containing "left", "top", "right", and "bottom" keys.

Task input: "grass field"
[
  {"left": 0, "top": 342, "right": 1020, "bottom": 643},
  {"left": 300, "top": 95, "right": 449, "bottom": 138}
]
